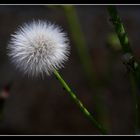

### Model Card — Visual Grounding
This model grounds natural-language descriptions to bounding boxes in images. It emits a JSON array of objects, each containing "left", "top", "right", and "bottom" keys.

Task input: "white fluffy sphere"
[{"left": 8, "top": 20, "right": 70, "bottom": 77}]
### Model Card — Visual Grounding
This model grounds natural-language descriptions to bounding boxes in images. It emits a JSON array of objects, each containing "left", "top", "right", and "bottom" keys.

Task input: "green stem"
[
  {"left": 53, "top": 68, "right": 108, "bottom": 135},
  {"left": 107, "top": 6, "right": 132, "bottom": 53},
  {"left": 107, "top": 6, "right": 140, "bottom": 88},
  {"left": 107, "top": 5, "right": 140, "bottom": 134},
  {"left": 62, "top": 5, "right": 108, "bottom": 126}
]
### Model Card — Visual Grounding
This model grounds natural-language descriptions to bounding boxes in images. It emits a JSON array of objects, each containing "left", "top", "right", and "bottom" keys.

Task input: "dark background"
[{"left": 0, "top": 5, "right": 140, "bottom": 135}]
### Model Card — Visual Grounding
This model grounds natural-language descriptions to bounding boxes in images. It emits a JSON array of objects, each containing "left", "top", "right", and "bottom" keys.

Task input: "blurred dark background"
[{"left": 0, "top": 5, "right": 140, "bottom": 135}]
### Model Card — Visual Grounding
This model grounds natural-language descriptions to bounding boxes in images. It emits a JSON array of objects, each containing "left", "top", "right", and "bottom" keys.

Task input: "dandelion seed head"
[{"left": 8, "top": 20, "right": 70, "bottom": 77}]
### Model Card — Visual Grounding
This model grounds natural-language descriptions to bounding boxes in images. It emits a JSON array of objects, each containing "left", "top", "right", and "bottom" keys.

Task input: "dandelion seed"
[{"left": 7, "top": 20, "right": 70, "bottom": 77}]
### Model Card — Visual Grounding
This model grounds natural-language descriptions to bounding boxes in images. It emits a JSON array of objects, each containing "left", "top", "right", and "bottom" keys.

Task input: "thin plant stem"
[
  {"left": 62, "top": 5, "right": 108, "bottom": 126},
  {"left": 53, "top": 68, "right": 108, "bottom": 135},
  {"left": 107, "top": 5, "right": 140, "bottom": 88},
  {"left": 107, "top": 5, "right": 140, "bottom": 134},
  {"left": 46, "top": 5, "right": 107, "bottom": 132}
]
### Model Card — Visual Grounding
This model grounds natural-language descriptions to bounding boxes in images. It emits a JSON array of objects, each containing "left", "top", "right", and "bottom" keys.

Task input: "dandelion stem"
[
  {"left": 107, "top": 5, "right": 140, "bottom": 134},
  {"left": 53, "top": 68, "right": 108, "bottom": 135},
  {"left": 62, "top": 5, "right": 108, "bottom": 126}
]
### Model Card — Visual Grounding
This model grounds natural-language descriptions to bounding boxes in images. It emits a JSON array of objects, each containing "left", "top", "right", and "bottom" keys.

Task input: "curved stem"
[{"left": 53, "top": 68, "right": 108, "bottom": 135}]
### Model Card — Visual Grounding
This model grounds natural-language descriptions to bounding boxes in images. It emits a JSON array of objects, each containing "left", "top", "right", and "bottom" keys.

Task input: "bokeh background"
[{"left": 0, "top": 5, "right": 140, "bottom": 135}]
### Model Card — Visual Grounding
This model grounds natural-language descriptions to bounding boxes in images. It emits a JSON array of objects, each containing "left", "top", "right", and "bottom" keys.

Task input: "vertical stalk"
[
  {"left": 107, "top": 5, "right": 140, "bottom": 133},
  {"left": 107, "top": 6, "right": 140, "bottom": 88}
]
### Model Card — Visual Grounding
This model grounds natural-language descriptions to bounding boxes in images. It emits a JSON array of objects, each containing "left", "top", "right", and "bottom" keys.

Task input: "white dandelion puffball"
[{"left": 8, "top": 20, "right": 70, "bottom": 77}]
